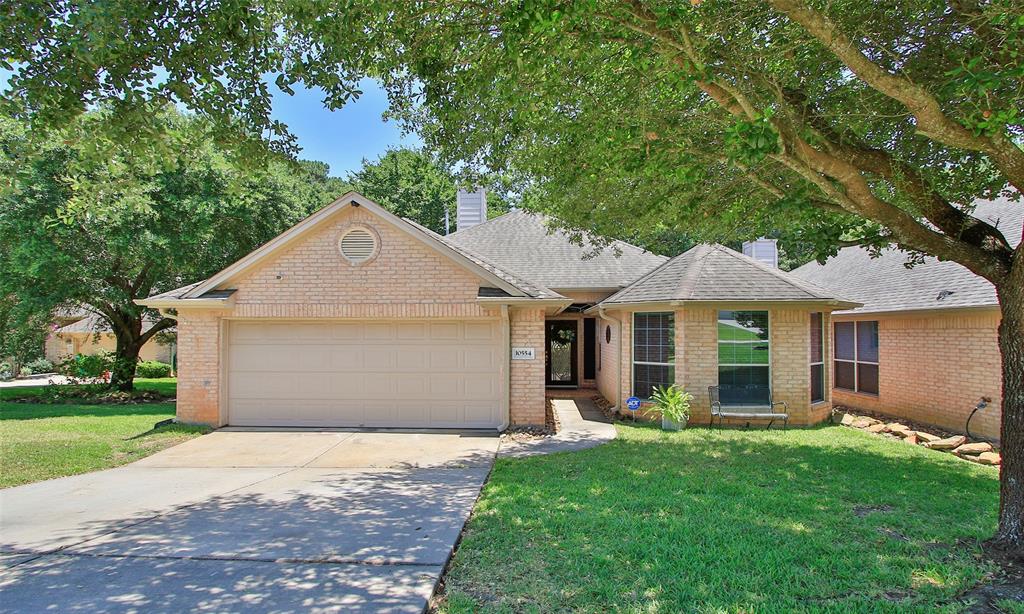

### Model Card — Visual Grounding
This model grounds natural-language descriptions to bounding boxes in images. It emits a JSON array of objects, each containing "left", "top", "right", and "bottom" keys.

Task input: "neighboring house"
[
  {"left": 792, "top": 196, "right": 1022, "bottom": 441},
  {"left": 139, "top": 191, "right": 856, "bottom": 429},
  {"left": 44, "top": 313, "right": 175, "bottom": 365}
]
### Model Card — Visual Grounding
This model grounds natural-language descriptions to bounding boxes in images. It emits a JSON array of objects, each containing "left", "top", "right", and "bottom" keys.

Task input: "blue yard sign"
[{"left": 626, "top": 396, "right": 642, "bottom": 411}]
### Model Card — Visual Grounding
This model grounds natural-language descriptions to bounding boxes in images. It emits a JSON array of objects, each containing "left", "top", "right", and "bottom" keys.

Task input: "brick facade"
[
  {"left": 176, "top": 310, "right": 222, "bottom": 425},
  {"left": 603, "top": 304, "right": 830, "bottom": 426},
  {"left": 831, "top": 309, "right": 1001, "bottom": 440},
  {"left": 45, "top": 332, "right": 172, "bottom": 365},
  {"left": 174, "top": 204, "right": 523, "bottom": 427},
  {"left": 509, "top": 308, "right": 546, "bottom": 425}
]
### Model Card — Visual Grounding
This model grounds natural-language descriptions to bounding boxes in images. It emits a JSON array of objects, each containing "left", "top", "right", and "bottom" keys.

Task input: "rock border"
[{"left": 837, "top": 409, "right": 1000, "bottom": 466}]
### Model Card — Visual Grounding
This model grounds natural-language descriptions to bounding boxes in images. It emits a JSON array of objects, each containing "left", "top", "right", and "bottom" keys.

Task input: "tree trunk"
[
  {"left": 109, "top": 322, "right": 143, "bottom": 392},
  {"left": 995, "top": 277, "right": 1024, "bottom": 556}
]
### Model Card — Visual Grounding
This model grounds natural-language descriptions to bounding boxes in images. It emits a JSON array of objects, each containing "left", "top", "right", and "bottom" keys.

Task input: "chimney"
[
  {"left": 455, "top": 188, "right": 487, "bottom": 233},
  {"left": 742, "top": 238, "right": 779, "bottom": 268}
]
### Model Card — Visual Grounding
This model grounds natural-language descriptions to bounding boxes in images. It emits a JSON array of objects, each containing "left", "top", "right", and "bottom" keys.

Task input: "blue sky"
[
  {"left": 0, "top": 69, "right": 419, "bottom": 179},
  {"left": 271, "top": 79, "right": 421, "bottom": 177}
]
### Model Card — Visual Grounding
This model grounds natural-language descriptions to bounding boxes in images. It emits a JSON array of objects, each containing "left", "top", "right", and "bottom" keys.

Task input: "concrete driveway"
[{"left": 0, "top": 430, "right": 499, "bottom": 613}]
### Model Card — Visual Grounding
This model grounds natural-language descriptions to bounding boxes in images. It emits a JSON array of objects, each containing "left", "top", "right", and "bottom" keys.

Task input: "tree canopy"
[
  {"left": 347, "top": 147, "right": 511, "bottom": 235},
  {"left": 0, "top": 108, "right": 347, "bottom": 387}
]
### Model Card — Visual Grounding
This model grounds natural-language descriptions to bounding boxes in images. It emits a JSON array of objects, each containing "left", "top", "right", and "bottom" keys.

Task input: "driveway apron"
[{"left": 0, "top": 430, "right": 498, "bottom": 613}]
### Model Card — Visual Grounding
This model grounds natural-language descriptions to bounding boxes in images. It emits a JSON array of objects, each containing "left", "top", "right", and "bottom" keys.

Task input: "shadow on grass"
[
  {"left": 126, "top": 423, "right": 211, "bottom": 440},
  {"left": 444, "top": 423, "right": 1000, "bottom": 612},
  {"left": 0, "top": 403, "right": 176, "bottom": 421}
]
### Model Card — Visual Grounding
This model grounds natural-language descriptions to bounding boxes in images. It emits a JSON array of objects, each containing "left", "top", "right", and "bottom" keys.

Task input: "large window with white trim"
[
  {"left": 810, "top": 312, "right": 824, "bottom": 403},
  {"left": 632, "top": 312, "right": 675, "bottom": 399},
  {"left": 834, "top": 321, "right": 879, "bottom": 394},
  {"left": 718, "top": 310, "right": 770, "bottom": 405}
]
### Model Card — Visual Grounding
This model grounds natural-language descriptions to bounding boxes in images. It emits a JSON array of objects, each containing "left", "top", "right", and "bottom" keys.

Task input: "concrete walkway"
[{"left": 498, "top": 397, "right": 617, "bottom": 458}]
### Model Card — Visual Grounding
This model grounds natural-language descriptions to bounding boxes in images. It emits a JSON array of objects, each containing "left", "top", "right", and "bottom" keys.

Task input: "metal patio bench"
[{"left": 709, "top": 385, "right": 789, "bottom": 430}]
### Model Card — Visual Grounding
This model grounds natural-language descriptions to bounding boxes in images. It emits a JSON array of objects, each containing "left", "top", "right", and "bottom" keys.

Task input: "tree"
[
  {"left": 0, "top": 109, "right": 347, "bottom": 390},
  {"left": 348, "top": 147, "right": 510, "bottom": 235},
  {"left": 1, "top": 0, "right": 1022, "bottom": 552}
]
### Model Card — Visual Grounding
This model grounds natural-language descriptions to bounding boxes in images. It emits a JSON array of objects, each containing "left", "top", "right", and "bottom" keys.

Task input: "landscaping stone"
[
  {"left": 976, "top": 452, "right": 1001, "bottom": 465},
  {"left": 904, "top": 433, "right": 918, "bottom": 445},
  {"left": 866, "top": 423, "right": 889, "bottom": 433},
  {"left": 923, "top": 435, "right": 967, "bottom": 450},
  {"left": 887, "top": 424, "right": 913, "bottom": 437},
  {"left": 953, "top": 442, "right": 993, "bottom": 456},
  {"left": 915, "top": 431, "right": 943, "bottom": 443},
  {"left": 840, "top": 413, "right": 856, "bottom": 426}
]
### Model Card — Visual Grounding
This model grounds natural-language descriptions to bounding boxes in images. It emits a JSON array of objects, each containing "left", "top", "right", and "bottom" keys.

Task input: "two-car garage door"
[{"left": 226, "top": 320, "right": 504, "bottom": 428}]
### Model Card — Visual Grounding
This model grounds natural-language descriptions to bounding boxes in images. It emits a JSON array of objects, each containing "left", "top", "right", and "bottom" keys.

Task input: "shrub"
[
  {"left": 136, "top": 361, "right": 172, "bottom": 378},
  {"left": 651, "top": 384, "right": 694, "bottom": 424},
  {"left": 56, "top": 352, "right": 113, "bottom": 382},
  {"left": 0, "top": 362, "right": 13, "bottom": 381},
  {"left": 19, "top": 357, "right": 54, "bottom": 376}
]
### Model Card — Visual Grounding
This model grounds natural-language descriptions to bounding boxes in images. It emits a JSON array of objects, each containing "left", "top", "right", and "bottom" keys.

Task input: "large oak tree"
[
  {"left": 0, "top": 110, "right": 347, "bottom": 389},
  {"left": 2, "top": 1, "right": 1022, "bottom": 551}
]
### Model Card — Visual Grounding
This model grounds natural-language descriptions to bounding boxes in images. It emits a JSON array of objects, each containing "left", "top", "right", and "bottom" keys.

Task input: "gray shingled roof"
[
  {"left": 57, "top": 313, "right": 172, "bottom": 334},
  {"left": 601, "top": 243, "right": 854, "bottom": 305},
  {"left": 445, "top": 211, "right": 667, "bottom": 289},
  {"left": 791, "top": 196, "right": 1022, "bottom": 314},
  {"left": 403, "top": 217, "right": 564, "bottom": 299}
]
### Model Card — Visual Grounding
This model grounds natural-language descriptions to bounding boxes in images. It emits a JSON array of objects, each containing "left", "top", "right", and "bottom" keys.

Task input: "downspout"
[{"left": 499, "top": 304, "right": 511, "bottom": 431}]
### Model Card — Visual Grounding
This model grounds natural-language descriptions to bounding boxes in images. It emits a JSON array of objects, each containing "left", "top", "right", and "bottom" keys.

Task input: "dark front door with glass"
[{"left": 545, "top": 320, "right": 578, "bottom": 387}]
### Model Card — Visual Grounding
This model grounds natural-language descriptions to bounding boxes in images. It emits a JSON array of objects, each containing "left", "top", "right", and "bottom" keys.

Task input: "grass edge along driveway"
[
  {"left": 0, "top": 378, "right": 208, "bottom": 488},
  {"left": 438, "top": 424, "right": 1001, "bottom": 613}
]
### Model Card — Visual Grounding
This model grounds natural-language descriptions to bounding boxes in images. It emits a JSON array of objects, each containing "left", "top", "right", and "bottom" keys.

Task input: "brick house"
[
  {"left": 44, "top": 313, "right": 174, "bottom": 365},
  {"left": 139, "top": 191, "right": 856, "bottom": 429},
  {"left": 792, "top": 196, "right": 1022, "bottom": 441}
]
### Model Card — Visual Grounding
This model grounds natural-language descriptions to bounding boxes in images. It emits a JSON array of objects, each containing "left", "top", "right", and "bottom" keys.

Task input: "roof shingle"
[
  {"left": 601, "top": 244, "right": 854, "bottom": 305},
  {"left": 445, "top": 211, "right": 667, "bottom": 290},
  {"left": 791, "top": 196, "right": 1022, "bottom": 314}
]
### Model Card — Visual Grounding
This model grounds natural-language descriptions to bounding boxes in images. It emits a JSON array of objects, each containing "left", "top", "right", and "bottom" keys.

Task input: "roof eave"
[
  {"left": 589, "top": 298, "right": 863, "bottom": 313},
  {"left": 135, "top": 297, "right": 235, "bottom": 310}
]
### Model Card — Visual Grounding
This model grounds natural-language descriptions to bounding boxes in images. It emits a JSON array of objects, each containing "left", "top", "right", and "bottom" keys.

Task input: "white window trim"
[
  {"left": 834, "top": 321, "right": 879, "bottom": 395},
  {"left": 631, "top": 312, "right": 675, "bottom": 399},
  {"left": 716, "top": 310, "right": 772, "bottom": 407},
  {"left": 810, "top": 313, "right": 825, "bottom": 404}
]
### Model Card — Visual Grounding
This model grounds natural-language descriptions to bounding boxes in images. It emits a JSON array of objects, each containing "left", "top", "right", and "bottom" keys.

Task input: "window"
[
  {"left": 834, "top": 321, "right": 878, "bottom": 394},
  {"left": 810, "top": 312, "right": 824, "bottom": 403},
  {"left": 633, "top": 312, "right": 674, "bottom": 399},
  {"left": 718, "top": 310, "right": 770, "bottom": 405}
]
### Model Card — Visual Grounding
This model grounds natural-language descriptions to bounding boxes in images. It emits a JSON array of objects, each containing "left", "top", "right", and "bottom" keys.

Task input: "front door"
[{"left": 545, "top": 320, "right": 578, "bottom": 387}]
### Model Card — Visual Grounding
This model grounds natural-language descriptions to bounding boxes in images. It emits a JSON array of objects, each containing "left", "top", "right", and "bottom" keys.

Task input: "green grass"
[
  {"left": 440, "top": 424, "right": 1000, "bottom": 613},
  {"left": 0, "top": 377, "right": 177, "bottom": 401},
  {"left": 0, "top": 378, "right": 207, "bottom": 488}
]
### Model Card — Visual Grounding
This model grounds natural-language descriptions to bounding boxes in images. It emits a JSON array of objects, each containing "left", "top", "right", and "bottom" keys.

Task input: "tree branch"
[{"left": 767, "top": 0, "right": 1024, "bottom": 193}]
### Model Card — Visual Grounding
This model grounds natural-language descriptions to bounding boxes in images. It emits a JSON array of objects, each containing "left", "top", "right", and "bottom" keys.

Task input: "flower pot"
[{"left": 662, "top": 416, "right": 686, "bottom": 431}]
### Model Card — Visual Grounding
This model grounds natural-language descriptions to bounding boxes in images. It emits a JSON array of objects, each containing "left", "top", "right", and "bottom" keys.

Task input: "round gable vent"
[{"left": 339, "top": 227, "right": 378, "bottom": 264}]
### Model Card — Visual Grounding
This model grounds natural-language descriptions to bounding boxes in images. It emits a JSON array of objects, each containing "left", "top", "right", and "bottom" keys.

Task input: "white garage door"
[{"left": 227, "top": 320, "right": 504, "bottom": 428}]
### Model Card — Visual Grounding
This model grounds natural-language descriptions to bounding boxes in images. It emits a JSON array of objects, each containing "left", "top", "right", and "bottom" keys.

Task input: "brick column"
[
  {"left": 770, "top": 308, "right": 813, "bottom": 424},
  {"left": 681, "top": 306, "right": 718, "bottom": 424},
  {"left": 175, "top": 310, "right": 223, "bottom": 426},
  {"left": 510, "top": 308, "right": 546, "bottom": 425}
]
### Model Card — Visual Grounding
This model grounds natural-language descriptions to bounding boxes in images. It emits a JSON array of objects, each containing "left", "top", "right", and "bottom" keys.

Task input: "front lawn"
[
  {"left": 0, "top": 378, "right": 208, "bottom": 488},
  {"left": 0, "top": 377, "right": 177, "bottom": 401},
  {"left": 440, "top": 424, "right": 1001, "bottom": 612}
]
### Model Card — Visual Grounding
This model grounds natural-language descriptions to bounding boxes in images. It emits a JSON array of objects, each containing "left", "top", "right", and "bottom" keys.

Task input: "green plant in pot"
[{"left": 651, "top": 384, "right": 693, "bottom": 431}]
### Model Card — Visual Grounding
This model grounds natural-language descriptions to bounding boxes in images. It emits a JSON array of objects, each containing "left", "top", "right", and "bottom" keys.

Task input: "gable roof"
[
  {"left": 790, "top": 196, "right": 1022, "bottom": 314},
  {"left": 601, "top": 243, "right": 858, "bottom": 306},
  {"left": 141, "top": 192, "right": 566, "bottom": 309},
  {"left": 444, "top": 210, "right": 667, "bottom": 290}
]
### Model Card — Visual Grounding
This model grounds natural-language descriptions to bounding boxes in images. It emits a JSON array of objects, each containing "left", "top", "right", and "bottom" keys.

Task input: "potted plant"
[{"left": 651, "top": 384, "right": 693, "bottom": 431}]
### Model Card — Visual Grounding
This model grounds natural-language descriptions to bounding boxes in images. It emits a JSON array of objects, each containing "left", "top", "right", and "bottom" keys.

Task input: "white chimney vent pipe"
[
  {"left": 742, "top": 238, "right": 779, "bottom": 268},
  {"left": 455, "top": 188, "right": 487, "bottom": 233}
]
